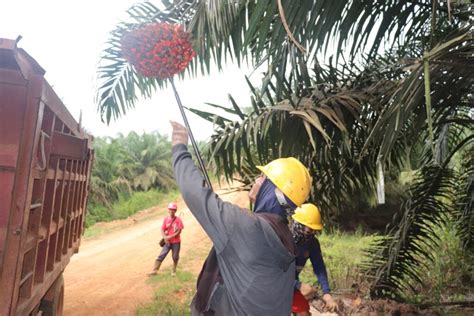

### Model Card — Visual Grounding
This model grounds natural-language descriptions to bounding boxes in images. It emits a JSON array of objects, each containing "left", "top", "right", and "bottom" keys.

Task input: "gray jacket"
[{"left": 173, "top": 144, "right": 295, "bottom": 316}]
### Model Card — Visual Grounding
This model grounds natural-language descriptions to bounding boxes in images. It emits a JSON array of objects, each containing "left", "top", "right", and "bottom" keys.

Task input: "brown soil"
[
  {"left": 63, "top": 187, "right": 248, "bottom": 316},
  {"left": 311, "top": 297, "right": 426, "bottom": 316},
  {"left": 309, "top": 293, "right": 473, "bottom": 315}
]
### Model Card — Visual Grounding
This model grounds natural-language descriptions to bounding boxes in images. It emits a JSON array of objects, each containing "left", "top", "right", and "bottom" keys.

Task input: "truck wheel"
[{"left": 39, "top": 274, "right": 64, "bottom": 316}]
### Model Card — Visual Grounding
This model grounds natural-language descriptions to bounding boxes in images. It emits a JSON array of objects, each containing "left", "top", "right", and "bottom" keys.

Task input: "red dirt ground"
[{"left": 63, "top": 188, "right": 248, "bottom": 316}]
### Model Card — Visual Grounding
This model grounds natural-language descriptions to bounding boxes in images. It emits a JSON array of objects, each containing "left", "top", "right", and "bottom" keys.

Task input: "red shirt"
[{"left": 162, "top": 216, "right": 184, "bottom": 244}]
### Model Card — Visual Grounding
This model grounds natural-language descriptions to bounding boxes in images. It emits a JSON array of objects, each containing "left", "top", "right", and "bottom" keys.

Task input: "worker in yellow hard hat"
[
  {"left": 249, "top": 157, "right": 312, "bottom": 216},
  {"left": 170, "top": 121, "right": 311, "bottom": 315},
  {"left": 291, "top": 203, "right": 338, "bottom": 315}
]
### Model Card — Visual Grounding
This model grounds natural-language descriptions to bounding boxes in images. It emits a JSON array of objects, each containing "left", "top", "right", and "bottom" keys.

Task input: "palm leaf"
[
  {"left": 362, "top": 118, "right": 474, "bottom": 299},
  {"left": 362, "top": 27, "right": 473, "bottom": 161},
  {"left": 192, "top": 76, "right": 380, "bottom": 215}
]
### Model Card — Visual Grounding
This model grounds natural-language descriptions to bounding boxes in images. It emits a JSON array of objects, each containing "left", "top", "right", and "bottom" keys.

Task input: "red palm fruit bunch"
[{"left": 121, "top": 22, "right": 196, "bottom": 79}]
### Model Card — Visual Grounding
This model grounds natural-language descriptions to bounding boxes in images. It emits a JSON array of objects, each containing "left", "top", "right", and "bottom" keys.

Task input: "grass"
[
  {"left": 298, "top": 227, "right": 379, "bottom": 294},
  {"left": 112, "top": 189, "right": 180, "bottom": 220},
  {"left": 85, "top": 189, "right": 180, "bottom": 227},
  {"left": 136, "top": 235, "right": 212, "bottom": 315},
  {"left": 84, "top": 189, "right": 180, "bottom": 239},
  {"left": 83, "top": 226, "right": 109, "bottom": 239},
  {"left": 137, "top": 270, "right": 194, "bottom": 316},
  {"left": 404, "top": 218, "right": 474, "bottom": 305}
]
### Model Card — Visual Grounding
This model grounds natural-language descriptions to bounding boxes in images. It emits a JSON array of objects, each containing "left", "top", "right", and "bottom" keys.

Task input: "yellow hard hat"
[
  {"left": 292, "top": 203, "right": 323, "bottom": 230},
  {"left": 256, "top": 157, "right": 311, "bottom": 206}
]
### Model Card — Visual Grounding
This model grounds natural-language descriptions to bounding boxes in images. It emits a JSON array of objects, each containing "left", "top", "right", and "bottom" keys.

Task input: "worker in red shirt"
[{"left": 148, "top": 202, "right": 184, "bottom": 276}]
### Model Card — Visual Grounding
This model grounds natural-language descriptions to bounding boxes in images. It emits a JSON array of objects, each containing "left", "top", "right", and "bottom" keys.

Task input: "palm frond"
[
  {"left": 454, "top": 142, "right": 474, "bottom": 250},
  {"left": 362, "top": 128, "right": 474, "bottom": 299},
  {"left": 96, "top": 1, "right": 472, "bottom": 122},
  {"left": 190, "top": 75, "right": 383, "bottom": 216},
  {"left": 362, "top": 164, "right": 456, "bottom": 299},
  {"left": 362, "top": 27, "right": 474, "bottom": 162},
  {"left": 95, "top": 2, "right": 171, "bottom": 123}
]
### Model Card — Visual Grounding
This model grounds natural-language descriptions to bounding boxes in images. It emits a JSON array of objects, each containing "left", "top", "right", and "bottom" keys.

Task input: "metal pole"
[{"left": 170, "top": 77, "right": 213, "bottom": 190}]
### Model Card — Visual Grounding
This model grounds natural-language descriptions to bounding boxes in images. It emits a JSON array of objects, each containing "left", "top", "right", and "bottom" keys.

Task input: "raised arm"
[{"left": 171, "top": 121, "right": 253, "bottom": 252}]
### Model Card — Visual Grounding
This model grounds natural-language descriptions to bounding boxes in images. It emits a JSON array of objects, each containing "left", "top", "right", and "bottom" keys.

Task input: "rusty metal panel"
[
  {"left": 10, "top": 74, "right": 45, "bottom": 312},
  {"left": 0, "top": 38, "right": 94, "bottom": 316},
  {"left": 0, "top": 81, "right": 27, "bottom": 273},
  {"left": 0, "top": 83, "right": 27, "bottom": 167},
  {"left": 0, "top": 72, "right": 42, "bottom": 316},
  {"left": 0, "top": 171, "right": 15, "bottom": 267},
  {"left": 50, "top": 131, "right": 87, "bottom": 160}
]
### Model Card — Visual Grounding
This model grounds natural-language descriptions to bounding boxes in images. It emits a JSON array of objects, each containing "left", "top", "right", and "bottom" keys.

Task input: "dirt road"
[{"left": 63, "top": 189, "right": 248, "bottom": 316}]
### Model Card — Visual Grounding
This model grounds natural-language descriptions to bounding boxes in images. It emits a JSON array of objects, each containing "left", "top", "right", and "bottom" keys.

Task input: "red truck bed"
[{"left": 0, "top": 38, "right": 94, "bottom": 315}]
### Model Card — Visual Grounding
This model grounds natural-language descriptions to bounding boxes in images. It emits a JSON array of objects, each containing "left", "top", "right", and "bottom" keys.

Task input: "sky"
[{"left": 1, "top": 0, "right": 255, "bottom": 141}]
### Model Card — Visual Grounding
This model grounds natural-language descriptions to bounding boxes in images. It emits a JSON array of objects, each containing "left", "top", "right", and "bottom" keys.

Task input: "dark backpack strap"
[
  {"left": 194, "top": 247, "right": 222, "bottom": 313},
  {"left": 256, "top": 213, "right": 296, "bottom": 256},
  {"left": 164, "top": 216, "right": 178, "bottom": 233},
  {"left": 194, "top": 213, "right": 294, "bottom": 314}
]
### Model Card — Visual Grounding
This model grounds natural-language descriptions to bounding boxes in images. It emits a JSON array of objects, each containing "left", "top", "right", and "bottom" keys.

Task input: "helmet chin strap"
[{"left": 275, "top": 188, "right": 293, "bottom": 217}]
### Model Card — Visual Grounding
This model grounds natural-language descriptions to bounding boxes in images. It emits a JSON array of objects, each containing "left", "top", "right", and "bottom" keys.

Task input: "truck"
[{"left": 0, "top": 37, "right": 94, "bottom": 315}]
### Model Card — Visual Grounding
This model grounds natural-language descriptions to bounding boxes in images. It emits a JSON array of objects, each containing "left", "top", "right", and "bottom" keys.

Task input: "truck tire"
[{"left": 39, "top": 274, "right": 64, "bottom": 316}]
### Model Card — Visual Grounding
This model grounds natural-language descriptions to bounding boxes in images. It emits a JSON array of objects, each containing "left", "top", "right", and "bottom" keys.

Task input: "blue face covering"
[{"left": 253, "top": 178, "right": 297, "bottom": 218}]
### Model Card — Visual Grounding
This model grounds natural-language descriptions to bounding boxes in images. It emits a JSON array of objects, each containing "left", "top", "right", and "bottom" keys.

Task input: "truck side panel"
[
  {"left": 0, "top": 70, "right": 43, "bottom": 315},
  {"left": 0, "top": 39, "right": 93, "bottom": 315}
]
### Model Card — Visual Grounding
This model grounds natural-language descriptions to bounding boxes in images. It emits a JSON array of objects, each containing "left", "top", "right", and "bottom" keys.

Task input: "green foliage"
[
  {"left": 404, "top": 218, "right": 474, "bottom": 304},
  {"left": 363, "top": 155, "right": 474, "bottom": 300},
  {"left": 137, "top": 270, "right": 194, "bottom": 316},
  {"left": 113, "top": 189, "right": 179, "bottom": 220},
  {"left": 86, "top": 189, "right": 179, "bottom": 227},
  {"left": 85, "top": 203, "right": 113, "bottom": 227},
  {"left": 88, "top": 131, "right": 176, "bottom": 212},
  {"left": 90, "top": 137, "right": 132, "bottom": 207},
  {"left": 116, "top": 131, "right": 175, "bottom": 191},
  {"left": 298, "top": 229, "right": 379, "bottom": 292},
  {"left": 96, "top": 1, "right": 472, "bottom": 121},
  {"left": 87, "top": 131, "right": 178, "bottom": 226}
]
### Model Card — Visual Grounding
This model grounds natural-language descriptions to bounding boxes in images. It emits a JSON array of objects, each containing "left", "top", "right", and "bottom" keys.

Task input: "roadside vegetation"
[
  {"left": 138, "top": 270, "right": 194, "bottom": 316},
  {"left": 404, "top": 218, "right": 473, "bottom": 305},
  {"left": 86, "top": 131, "right": 176, "bottom": 227}
]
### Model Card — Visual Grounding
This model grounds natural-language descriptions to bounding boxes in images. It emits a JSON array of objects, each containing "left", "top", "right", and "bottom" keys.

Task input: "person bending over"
[{"left": 291, "top": 203, "right": 338, "bottom": 315}]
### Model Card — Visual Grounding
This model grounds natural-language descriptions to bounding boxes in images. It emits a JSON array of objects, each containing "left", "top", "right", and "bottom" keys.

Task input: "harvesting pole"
[
  {"left": 121, "top": 22, "right": 213, "bottom": 190},
  {"left": 170, "top": 77, "right": 213, "bottom": 190}
]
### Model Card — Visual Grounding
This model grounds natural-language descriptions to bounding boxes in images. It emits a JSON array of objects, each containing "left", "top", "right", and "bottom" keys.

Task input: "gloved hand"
[
  {"left": 299, "top": 283, "right": 316, "bottom": 300},
  {"left": 322, "top": 293, "right": 338, "bottom": 312},
  {"left": 170, "top": 121, "right": 188, "bottom": 146}
]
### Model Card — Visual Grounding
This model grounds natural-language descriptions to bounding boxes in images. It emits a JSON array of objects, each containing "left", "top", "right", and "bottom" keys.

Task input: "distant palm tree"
[
  {"left": 117, "top": 131, "right": 175, "bottom": 191},
  {"left": 90, "top": 137, "right": 132, "bottom": 207}
]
